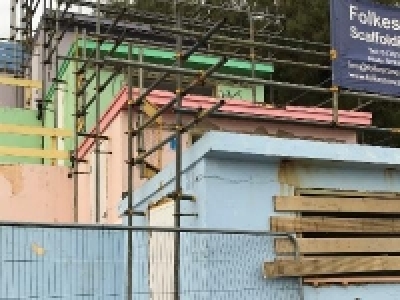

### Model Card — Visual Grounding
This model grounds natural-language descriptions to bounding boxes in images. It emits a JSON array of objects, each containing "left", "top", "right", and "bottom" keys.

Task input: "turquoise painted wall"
[{"left": 0, "top": 107, "right": 42, "bottom": 164}]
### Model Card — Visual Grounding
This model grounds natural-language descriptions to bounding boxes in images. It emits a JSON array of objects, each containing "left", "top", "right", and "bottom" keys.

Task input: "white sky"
[
  {"left": 0, "top": 2, "right": 93, "bottom": 40},
  {"left": 0, "top": 3, "right": 12, "bottom": 39}
]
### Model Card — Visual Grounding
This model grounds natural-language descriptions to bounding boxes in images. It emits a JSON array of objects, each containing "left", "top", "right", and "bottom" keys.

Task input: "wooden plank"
[
  {"left": 304, "top": 276, "right": 400, "bottom": 286},
  {"left": 0, "top": 124, "right": 72, "bottom": 137},
  {"left": 270, "top": 216, "right": 400, "bottom": 233},
  {"left": 50, "top": 136, "right": 57, "bottom": 166},
  {"left": 274, "top": 196, "right": 400, "bottom": 214},
  {"left": 0, "top": 76, "right": 42, "bottom": 88},
  {"left": 275, "top": 237, "right": 400, "bottom": 254},
  {"left": 0, "top": 146, "right": 69, "bottom": 160},
  {"left": 264, "top": 256, "right": 400, "bottom": 278},
  {"left": 297, "top": 188, "right": 400, "bottom": 198}
]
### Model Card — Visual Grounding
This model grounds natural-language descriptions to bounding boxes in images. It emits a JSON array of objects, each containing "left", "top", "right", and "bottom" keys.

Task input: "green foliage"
[{"left": 100, "top": 0, "right": 400, "bottom": 145}]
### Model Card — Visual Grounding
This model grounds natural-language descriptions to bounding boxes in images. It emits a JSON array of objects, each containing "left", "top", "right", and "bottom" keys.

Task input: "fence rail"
[{"left": 0, "top": 222, "right": 301, "bottom": 300}]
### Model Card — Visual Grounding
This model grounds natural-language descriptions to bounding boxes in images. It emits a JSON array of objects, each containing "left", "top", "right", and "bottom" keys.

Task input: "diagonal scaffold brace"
[{"left": 131, "top": 56, "right": 227, "bottom": 166}]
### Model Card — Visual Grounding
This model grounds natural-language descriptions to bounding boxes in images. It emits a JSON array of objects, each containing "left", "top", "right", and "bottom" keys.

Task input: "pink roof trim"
[
  {"left": 77, "top": 87, "right": 127, "bottom": 159},
  {"left": 77, "top": 87, "right": 372, "bottom": 159}
]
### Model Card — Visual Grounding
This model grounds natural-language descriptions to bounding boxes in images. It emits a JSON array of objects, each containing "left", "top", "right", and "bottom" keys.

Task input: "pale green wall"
[
  {"left": 45, "top": 61, "right": 126, "bottom": 165},
  {"left": 43, "top": 40, "right": 273, "bottom": 166},
  {"left": 216, "top": 84, "right": 265, "bottom": 103},
  {"left": 0, "top": 107, "right": 42, "bottom": 164}
]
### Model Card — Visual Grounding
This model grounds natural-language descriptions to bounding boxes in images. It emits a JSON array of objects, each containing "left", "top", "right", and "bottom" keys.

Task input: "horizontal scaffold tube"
[
  {"left": 59, "top": 55, "right": 400, "bottom": 103},
  {"left": 87, "top": 32, "right": 331, "bottom": 71}
]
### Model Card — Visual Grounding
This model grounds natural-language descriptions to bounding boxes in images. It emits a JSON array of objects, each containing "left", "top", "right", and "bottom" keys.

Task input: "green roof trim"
[
  {"left": 45, "top": 39, "right": 274, "bottom": 103},
  {"left": 44, "top": 42, "right": 77, "bottom": 102},
  {"left": 80, "top": 40, "right": 274, "bottom": 76}
]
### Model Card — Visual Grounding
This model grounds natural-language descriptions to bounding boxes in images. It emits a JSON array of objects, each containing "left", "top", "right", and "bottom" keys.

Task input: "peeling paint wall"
[{"left": 0, "top": 164, "right": 73, "bottom": 222}]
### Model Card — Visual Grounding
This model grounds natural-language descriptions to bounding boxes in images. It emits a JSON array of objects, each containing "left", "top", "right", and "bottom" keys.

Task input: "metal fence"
[{"left": 0, "top": 222, "right": 301, "bottom": 300}]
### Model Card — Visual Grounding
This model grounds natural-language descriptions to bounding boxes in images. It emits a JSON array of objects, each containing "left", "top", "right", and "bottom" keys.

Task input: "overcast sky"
[
  {"left": 0, "top": 3, "right": 93, "bottom": 40},
  {"left": 1, "top": 3, "right": 12, "bottom": 39},
  {"left": 0, "top": 2, "right": 43, "bottom": 40}
]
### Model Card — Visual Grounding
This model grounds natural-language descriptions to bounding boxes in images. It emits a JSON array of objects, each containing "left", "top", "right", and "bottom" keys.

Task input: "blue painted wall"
[
  {"left": 120, "top": 131, "right": 400, "bottom": 300},
  {"left": 0, "top": 42, "right": 27, "bottom": 73},
  {"left": 203, "top": 159, "right": 282, "bottom": 230}
]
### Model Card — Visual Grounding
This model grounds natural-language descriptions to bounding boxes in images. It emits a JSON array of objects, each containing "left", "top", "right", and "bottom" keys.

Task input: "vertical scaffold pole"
[
  {"left": 249, "top": 9, "right": 256, "bottom": 104},
  {"left": 138, "top": 46, "right": 145, "bottom": 178},
  {"left": 126, "top": 40, "right": 134, "bottom": 300},
  {"left": 73, "top": 25, "right": 79, "bottom": 222},
  {"left": 332, "top": 86, "right": 339, "bottom": 124},
  {"left": 174, "top": 1, "right": 182, "bottom": 300},
  {"left": 54, "top": 0, "right": 60, "bottom": 131},
  {"left": 82, "top": 28, "right": 87, "bottom": 133},
  {"left": 40, "top": 0, "right": 47, "bottom": 163},
  {"left": 95, "top": 0, "right": 101, "bottom": 223},
  {"left": 10, "top": 0, "right": 16, "bottom": 41},
  {"left": 330, "top": 47, "right": 339, "bottom": 125}
]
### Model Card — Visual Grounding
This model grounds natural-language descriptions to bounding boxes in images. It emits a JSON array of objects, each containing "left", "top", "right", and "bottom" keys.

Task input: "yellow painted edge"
[
  {"left": 0, "top": 146, "right": 69, "bottom": 160},
  {"left": 25, "top": 87, "right": 32, "bottom": 108},
  {"left": 0, "top": 76, "right": 42, "bottom": 89},
  {"left": 50, "top": 136, "right": 57, "bottom": 166},
  {"left": 0, "top": 124, "right": 73, "bottom": 137}
]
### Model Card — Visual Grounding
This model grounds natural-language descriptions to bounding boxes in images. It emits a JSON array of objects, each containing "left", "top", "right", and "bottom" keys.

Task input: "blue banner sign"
[{"left": 331, "top": 0, "right": 400, "bottom": 96}]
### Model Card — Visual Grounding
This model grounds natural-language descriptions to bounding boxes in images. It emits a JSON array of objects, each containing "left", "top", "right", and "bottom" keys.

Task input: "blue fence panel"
[
  {"left": 0, "top": 226, "right": 125, "bottom": 299},
  {"left": 0, "top": 225, "right": 300, "bottom": 300}
]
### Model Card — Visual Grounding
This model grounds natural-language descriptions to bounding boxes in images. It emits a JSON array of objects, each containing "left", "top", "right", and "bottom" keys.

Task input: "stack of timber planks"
[{"left": 264, "top": 192, "right": 400, "bottom": 279}]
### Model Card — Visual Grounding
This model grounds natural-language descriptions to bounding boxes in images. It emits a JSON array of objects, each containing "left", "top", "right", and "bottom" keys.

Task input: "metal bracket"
[
  {"left": 122, "top": 209, "right": 146, "bottom": 217},
  {"left": 173, "top": 213, "right": 198, "bottom": 217},
  {"left": 77, "top": 133, "right": 109, "bottom": 140},
  {"left": 167, "top": 192, "right": 196, "bottom": 202}
]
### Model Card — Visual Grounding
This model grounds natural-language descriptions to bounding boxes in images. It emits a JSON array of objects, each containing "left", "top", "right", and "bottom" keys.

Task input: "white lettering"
[
  {"left": 359, "top": 11, "right": 369, "bottom": 24},
  {"left": 349, "top": 5, "right": 400, "bottom": 31},
  {"left": 350, "top": 26, "right": 358, "bottom": 39},
  {"left": 393, "top": 19, "right": 400, "bottom": 31},
  {"left": 382, "top": 17, "right": 391, "bottom": 29},
  {"left": 373, "top": 12, "right": 381, "bottom": 27},
  {"left": 350, "top": 26, "right": 400, "bottom": 48},
  {"left": 350, "top": 5, "right": 358, "bottom": 21},
  {"left": 369, "top": 47, "right": 379, "bottom": 55}
]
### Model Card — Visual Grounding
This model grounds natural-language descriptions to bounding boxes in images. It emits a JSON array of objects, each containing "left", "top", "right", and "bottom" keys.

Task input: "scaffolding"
[{"left": 9, "top": 0, "right": 400, "bottom": 299}]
